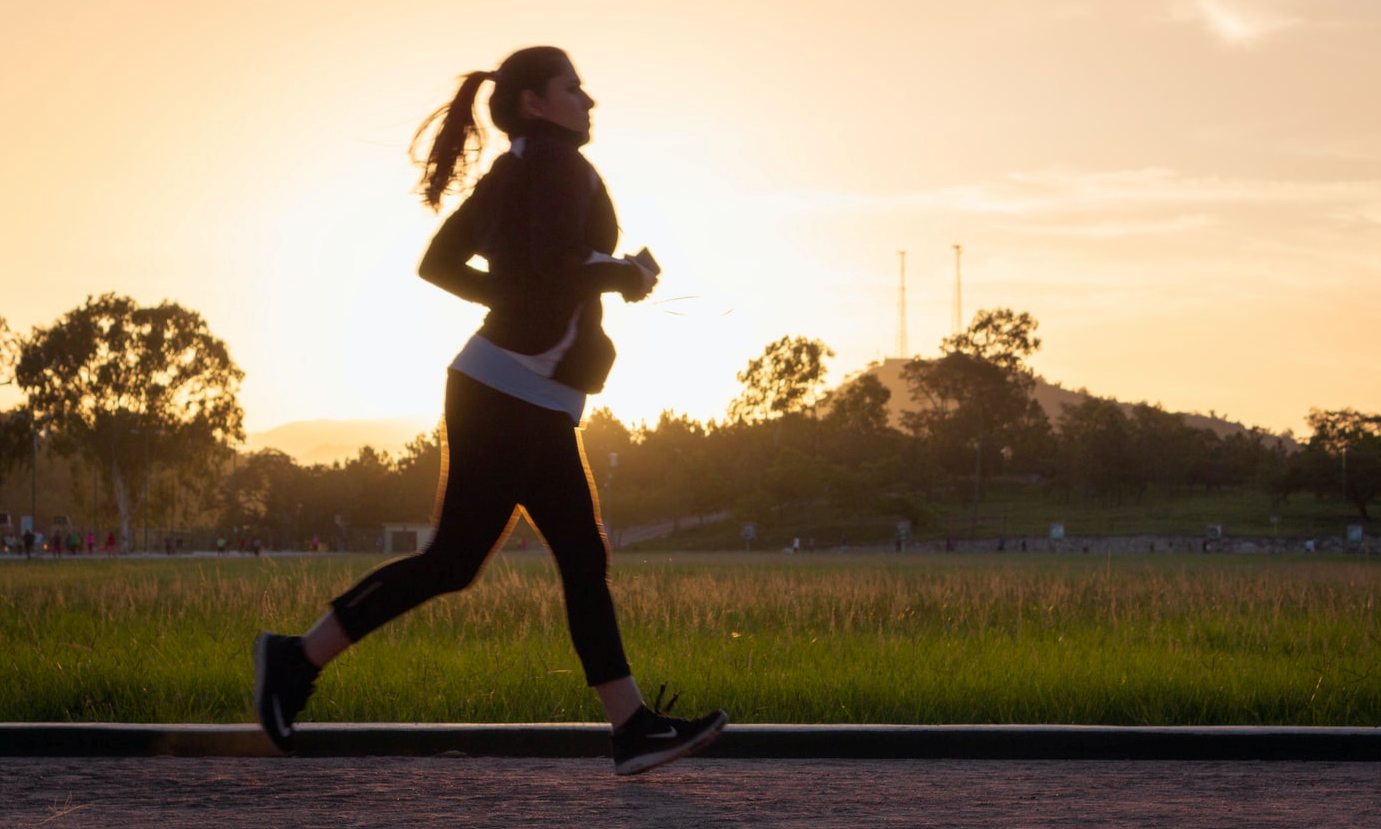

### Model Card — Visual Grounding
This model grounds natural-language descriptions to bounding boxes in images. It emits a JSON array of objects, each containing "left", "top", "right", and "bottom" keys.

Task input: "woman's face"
[{"left": 524, "top": 61, "right": 595, "bottom": 134}]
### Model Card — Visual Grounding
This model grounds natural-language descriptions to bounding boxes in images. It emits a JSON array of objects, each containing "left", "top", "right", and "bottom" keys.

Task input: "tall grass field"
[{"left": 1, "top": 551, "right": 1377, "bottom": 725}]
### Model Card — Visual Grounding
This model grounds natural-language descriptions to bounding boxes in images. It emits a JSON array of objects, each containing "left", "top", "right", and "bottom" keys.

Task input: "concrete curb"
[{"left": 2, "top": 723, "right": 1378, "bottom": 761}]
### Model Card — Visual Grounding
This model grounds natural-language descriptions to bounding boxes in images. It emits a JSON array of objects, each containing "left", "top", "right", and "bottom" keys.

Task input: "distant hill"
[
  {"left": 245, "top": 417, "right": 437, "bottom": 466},
  {"left": 856, "top": 358, "right": 1294, "bottom": 446},
  {"left": 248, "top": 360, "right": 1292, "bottom": 466}
]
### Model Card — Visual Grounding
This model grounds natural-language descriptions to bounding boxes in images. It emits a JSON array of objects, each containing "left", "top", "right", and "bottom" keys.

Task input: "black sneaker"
[
  {"left": 611, "top": 686, "right": 728, "bottom": 775},
  {"left": 253, "top": 632, "right": 319, "bottom": 754}
]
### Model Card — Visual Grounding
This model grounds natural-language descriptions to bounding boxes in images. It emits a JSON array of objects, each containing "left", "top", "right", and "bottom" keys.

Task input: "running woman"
[{"left": 254, "top": 46, "right": 727, "bottom": 775}]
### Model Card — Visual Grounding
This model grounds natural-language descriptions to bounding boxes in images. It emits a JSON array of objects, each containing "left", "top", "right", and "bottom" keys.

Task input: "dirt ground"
[{"left": 2, "top": 756, "right": 1378, "bottom": 828}]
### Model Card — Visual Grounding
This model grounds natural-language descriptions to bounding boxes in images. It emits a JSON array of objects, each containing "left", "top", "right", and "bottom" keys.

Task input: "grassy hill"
[
  {"left": 245, "top": 417, "right": 436, "bottom": 466},
  {"left": 856, "top": 358, "right": 1294, "bottom": 447}
]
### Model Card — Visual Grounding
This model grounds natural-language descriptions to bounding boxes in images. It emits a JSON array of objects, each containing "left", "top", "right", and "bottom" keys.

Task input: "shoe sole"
[
  {"left": 252, "top": 633, "right": 293, "bottom": 755},
  {"left": 614, "top": 711, "right": 729, "bottom": 776}
]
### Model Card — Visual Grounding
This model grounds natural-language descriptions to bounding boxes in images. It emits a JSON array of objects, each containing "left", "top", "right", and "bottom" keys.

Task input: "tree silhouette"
[
  {"left": 729, "top": 336, "right": 835, "bottom": 423},
  {"left": 941, "top": 308, "right": 1041, "bottom": 373},
  {"left": 16, "top": 295, "right": 244, "bottom": 551},
  {"left": 0, "top": 316, "right": 28, "bottom": 495},
  {"left": 1303, "top": 409, "right": 1381, "bottom": 520},
  {"left": 822, "top": 373, "right": 892, "bottom": 435},
  {"left": 902, "top": 309, "right": 1049, "bottom": 496}
]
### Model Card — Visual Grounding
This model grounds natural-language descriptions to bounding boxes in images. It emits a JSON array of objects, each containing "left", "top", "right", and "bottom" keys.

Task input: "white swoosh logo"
[
  {"left": 272, "top": 698, "right": 291, "bottom": 738},
  {"left": 647, "top": 728, "right": 678, "bottom": 739}
]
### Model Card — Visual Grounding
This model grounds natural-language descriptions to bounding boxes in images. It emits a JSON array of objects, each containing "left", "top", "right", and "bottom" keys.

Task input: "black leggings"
[{"left": 329, "top": 371, "right": 631, "bottom": 686}]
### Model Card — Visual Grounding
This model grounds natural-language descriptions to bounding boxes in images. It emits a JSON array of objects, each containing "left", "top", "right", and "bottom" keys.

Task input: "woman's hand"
[{"left": 620, "top": 247, "right": 660, "bottom": 302}]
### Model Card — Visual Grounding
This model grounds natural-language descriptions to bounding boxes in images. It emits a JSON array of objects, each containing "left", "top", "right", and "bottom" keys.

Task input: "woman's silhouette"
[{"left": 254, "top": 46, "right": 726, "bottom": 775}]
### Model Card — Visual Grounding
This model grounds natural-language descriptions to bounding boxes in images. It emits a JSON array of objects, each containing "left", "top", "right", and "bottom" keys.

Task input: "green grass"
[
  {"left": 648, "top": 483, "right": 1373, "bottom": 551},
  {"left": 1, "top": 551, "right": 1378, "bottom": 726}
]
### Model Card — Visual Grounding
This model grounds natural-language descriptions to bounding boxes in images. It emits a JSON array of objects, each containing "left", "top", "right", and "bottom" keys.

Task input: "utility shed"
[{"left": 381, "top": 522, "right": 433, "bottom": 554}]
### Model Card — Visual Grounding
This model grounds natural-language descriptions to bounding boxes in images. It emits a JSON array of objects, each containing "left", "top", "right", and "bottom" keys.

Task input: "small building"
[{"left": 381, "top": 522, "right": 433, "bottom": 554}]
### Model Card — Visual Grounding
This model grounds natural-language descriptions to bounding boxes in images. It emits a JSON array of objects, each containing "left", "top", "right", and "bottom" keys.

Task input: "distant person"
[
  {"left": 22, "top": 529, "right": 35, "bottom": 559},
  {"left": 104, "top": 531, "right": 116, "bottom": 556},
  {"left": 254, "top": 46, "right": 725, "bottom": 776},
  {"left": 86, "top": 530, "right": 96, "bottom": 553}
]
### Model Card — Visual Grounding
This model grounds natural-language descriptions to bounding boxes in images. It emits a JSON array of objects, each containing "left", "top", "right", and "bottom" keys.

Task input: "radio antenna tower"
[
  {"left": 897, "top": 250, "right": 907, "bottom": 358},
  {"left": 952, "top": 244, "right": 964, "bottom": 335}
]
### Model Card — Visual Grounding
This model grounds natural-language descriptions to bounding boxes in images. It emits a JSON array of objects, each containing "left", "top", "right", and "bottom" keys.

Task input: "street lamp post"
[
  {"left": 142, "top": 428, "right": 150, "bottom": 554},
  {"left": 31, "top": 410, "right": 38, "bottom": 544}
]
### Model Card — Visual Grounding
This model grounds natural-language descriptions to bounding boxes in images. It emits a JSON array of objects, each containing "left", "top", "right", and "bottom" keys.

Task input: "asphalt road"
[{"left": 3, "top": 756, "right": 1378, "bottom": 828}]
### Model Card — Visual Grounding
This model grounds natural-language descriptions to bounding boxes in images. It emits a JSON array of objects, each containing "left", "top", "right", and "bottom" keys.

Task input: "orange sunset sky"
[{"left": 3, "top": 0, "right": 1379, "bottom": 438}]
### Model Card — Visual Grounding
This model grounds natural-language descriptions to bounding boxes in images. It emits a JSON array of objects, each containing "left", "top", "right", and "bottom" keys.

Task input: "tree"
[
  {"left": 822, "top": 373, "right": 892, "bottom": 436},
  {"left": 941, "top": 308, "right": 1041, "bottom": 373},
  {"left": 1127, "top": 403, "right": 1196, "bottom": 494},
  {"left": 337, "top": 446, "right": 399, "bottom": 533},
  {"left": 0, "top": 316, "right": 18, "bottom": 387},
  {"left": 630, "top": 411, "right": 714, "bottom": 531},
  {"left": 227, "top": 449, "right": 308, "bottom": 545},
  {"left": 901, "top": 309, "right": 1049, "bottom": 495},
  {"left": 1055, "top": 397, "right": 1137, "bottom": 501},
  {"left": 1302, "top": 408, "right": 1381, "bottom": 520},
  {"left": 581, "top": 407, "right": 632, "bottom": 494},
  {"left": 729, "top": 336, "right": 835, "bottom": 422},
  {"left": 16, "top": 295, "right": 245, "bottom": 550},
  {"left": 395, "top": 427, "right": 443, "bottom": 522},
  {"left": 0, "top": 316, "right": 29, "bottom": 492}
]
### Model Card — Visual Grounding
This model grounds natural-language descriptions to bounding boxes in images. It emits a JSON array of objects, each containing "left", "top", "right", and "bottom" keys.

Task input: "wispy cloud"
[
  {"left": 998, "top": 213, "right": 1218, "bottom": 238},
  {"left": 771, "top": 167, "right": 1381, "bottom": 218},
  {"left": 1175, "top": 0, "right": 1302, "bottom": 46},
  {"left": 1284, "top": 135, "right": 1381, "bottom": 163}
]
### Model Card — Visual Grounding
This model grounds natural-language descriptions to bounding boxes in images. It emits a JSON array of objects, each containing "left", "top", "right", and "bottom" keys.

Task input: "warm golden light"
[{"left": 4, "top": 1, "right": 1379, "bottom": 439}]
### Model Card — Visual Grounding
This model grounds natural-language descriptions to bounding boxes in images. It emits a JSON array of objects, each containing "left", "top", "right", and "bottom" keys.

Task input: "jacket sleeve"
[
  {"left": 526, "top": 149, "right": 644, "bottom": 298},
  {"left": 417, "top": 190, "right": 496, "bottom": 307}
]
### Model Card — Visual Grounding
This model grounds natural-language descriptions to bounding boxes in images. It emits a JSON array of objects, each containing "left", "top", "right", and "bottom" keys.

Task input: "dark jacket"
[{"left": 418, "top": 120, "right": 642, "bottom": 393}]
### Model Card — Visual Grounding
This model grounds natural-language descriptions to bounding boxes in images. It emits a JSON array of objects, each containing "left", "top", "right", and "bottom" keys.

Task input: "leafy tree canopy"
[
  {"left": 16, "top": 294, "right": 245, "bottom": 547},
  {"left": 1304, "top": 408, "right": 1381, "bottom": 520},
  {"left": 729, "top": 336, "right": 835, "bottom": 423},
  {"left": 823, "top": 373, "right": 892, "bottom": 435},
  {"left": 941, "top": 308, "right": 1041, "bottom": 375}
]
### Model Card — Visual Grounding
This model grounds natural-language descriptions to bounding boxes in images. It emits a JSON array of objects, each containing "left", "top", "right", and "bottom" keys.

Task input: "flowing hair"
[{"left": 410, "top": 46, "right": 571, "bottom": 212}]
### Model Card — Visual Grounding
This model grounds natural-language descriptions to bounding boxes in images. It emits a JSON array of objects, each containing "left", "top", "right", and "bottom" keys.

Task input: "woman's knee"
[
  {"left": 555, "top": 546, "right": 610, "bottom": 589},
  {"left": 414, "top": 543, "right": 487, "bottom": 593}
]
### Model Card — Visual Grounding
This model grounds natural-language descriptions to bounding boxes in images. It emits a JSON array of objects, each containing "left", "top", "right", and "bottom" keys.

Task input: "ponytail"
[
  {"left": 410, "top": 70, "right": 495, "bottom": 211},
  {"left": 411, "top": 47, "right": 572, "bottom": 211}
]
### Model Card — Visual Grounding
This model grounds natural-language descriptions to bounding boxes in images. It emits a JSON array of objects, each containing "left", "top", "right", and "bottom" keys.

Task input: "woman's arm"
[
  {"left": 525, "top": 146, "right": 646, "bottom": 299},
  {"left": 419, "top": 201, "right": 497, "bottom": 305},
  {"left": 417, "top": 199, "right": 496, "bottom": 306}
]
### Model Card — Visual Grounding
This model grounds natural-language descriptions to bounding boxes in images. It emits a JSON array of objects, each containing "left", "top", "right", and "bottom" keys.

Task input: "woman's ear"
[{"left": 519, "top": 88, "right": 543, "bottom": 119}]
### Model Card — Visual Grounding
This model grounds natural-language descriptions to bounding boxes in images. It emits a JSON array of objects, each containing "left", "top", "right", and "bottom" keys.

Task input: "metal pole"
[
  {"left": 142, "top": 429, "right": 150, "bottom": 554},
  {"left": 30, "top": 411, "right": 38, "bottom": 542}
]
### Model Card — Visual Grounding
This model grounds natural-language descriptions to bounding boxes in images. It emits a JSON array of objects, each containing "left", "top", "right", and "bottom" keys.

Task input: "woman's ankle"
[{"left": 301, "top": 611, "right": 350, "bottom": 669}]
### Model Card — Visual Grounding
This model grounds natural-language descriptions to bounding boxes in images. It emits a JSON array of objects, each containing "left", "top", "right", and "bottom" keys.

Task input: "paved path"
[{"left": 3, "top": 756, "right": 1378, "bottom": 828}]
